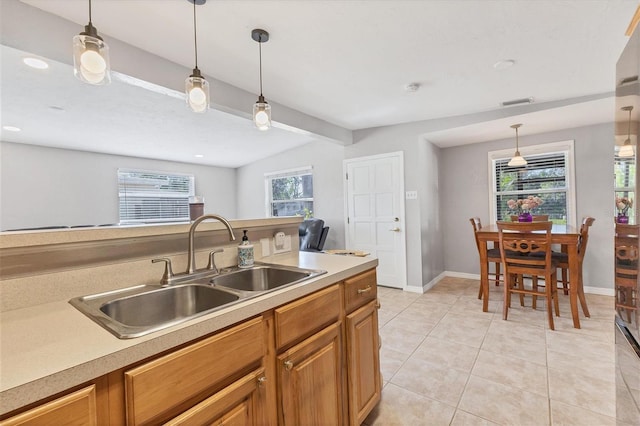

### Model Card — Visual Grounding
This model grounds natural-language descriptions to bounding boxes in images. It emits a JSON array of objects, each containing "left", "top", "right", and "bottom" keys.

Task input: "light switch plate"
[{"left": 406, "top": 190, "right": 418, "bottom": 200}]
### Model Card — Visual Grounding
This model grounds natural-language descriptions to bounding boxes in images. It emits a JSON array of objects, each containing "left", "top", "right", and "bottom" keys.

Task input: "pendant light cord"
[
  {"left": 88, "top": 0, "right": 92, "bottom": 24},
  {"left": 628, "top": 107, "right": 633, "bottom": 140},
  {"left": 258, "top": 36, "right": 263, "bottom": 96},
  {"left": 193, "top": 0, "right": 199, "bottom": 69},
  {"left": 515, "top": 126, "right": 519, "bottom": 150}
]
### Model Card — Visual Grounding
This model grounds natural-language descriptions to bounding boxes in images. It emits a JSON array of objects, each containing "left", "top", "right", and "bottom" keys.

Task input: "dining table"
[{"left": 476, "top": 223, "right": 587, "bottom": 329}]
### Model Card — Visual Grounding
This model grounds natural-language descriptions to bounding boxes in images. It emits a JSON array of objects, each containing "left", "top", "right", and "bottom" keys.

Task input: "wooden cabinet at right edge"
[
  {"left": 344, "top": 269, "right": 382, "bottom": 425},
  {"left": 274, "top": 268, "right": 381, "bottom": 426}
]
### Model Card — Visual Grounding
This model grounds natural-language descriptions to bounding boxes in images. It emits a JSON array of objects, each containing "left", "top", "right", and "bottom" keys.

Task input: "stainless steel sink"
[
  {"left": 70, "top": 263, "right": 326, "bottom": 339},
  {"left": 70, "top": 284, "right": 240, "bottom": 339},
  {"left": 210, "top": 263, "right": 326, "bottom": 293}
]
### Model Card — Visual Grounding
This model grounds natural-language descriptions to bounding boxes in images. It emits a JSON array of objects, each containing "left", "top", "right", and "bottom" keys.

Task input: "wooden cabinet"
[
  {"left": 0, "top": 384, "right": 102, "bottom": 426},
  {"left": 274, "top": 284, "right": 344, "bottom": 425},
  {"left": 3, "top": 268, "right": 381, "bottom": 426},
  {"left": 277, "top": 323, "right": 343, "bottom": 426},
  {"left": 343, "top": 268, "right": 381, "bottom": 425},
  {"left": 124, "top": 317, "right": 265, "bottom": 425},
  {"left": 346, "top": 300, "right": 381, "bottom": 425}
]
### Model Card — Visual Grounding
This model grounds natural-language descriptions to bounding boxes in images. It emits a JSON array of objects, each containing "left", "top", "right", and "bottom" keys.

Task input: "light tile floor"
[{"left": 364, "top": 276, "right": 616, "bottom": 426}]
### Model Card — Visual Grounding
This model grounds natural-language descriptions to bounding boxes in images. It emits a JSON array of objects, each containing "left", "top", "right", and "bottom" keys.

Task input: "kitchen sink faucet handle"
[
  {"left": 207, "top": 249, "right": 224, "bottom": 274},
  {"left": 152, "top": 258, "right": 174, "bottom": 285}
]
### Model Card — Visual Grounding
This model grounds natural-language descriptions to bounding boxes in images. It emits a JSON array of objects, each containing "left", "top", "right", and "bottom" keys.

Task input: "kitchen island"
[{"left": 0, "top": 218, "right": 380, "bottom": 425}]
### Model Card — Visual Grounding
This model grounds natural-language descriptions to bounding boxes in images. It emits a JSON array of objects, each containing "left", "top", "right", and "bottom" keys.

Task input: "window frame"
[
  {"left": 118, "top": 168, "right": 195, "bottom": 224},
  {"left": 264, "top": 166, "right": 314, "bottom": 218},
  {"left": 487, "top": 140, "right": 577, "bottom": 226}
]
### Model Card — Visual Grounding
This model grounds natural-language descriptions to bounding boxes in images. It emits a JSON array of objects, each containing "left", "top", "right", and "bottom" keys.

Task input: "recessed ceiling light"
[
  {"left": 194, "top": 154, "right": 204, "bottom": 158},
  {"left": 404, "top": 83, "right": 420, "bottom": 93},
  {"left": 2, "top": 126, "right": 21, "bottom": 132},
  {"left": 23, "top": 57, "right": 49, "bottom": 69},
  {"left": 493, "top": 59, "right": 515, "bottom": 70}
]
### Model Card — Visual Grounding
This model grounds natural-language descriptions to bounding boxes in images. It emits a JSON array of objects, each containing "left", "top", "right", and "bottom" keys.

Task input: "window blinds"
[
  {"left": 494, "top": 152, "right": 568, "bottom": 222},
  {"left": 118, "top": 169, "right": 194, "bottom": 223}
]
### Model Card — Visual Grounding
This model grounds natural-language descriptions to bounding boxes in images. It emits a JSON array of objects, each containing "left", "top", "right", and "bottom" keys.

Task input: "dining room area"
[{"left": 374, "top": 19, "right": 640, "bottom": 424}]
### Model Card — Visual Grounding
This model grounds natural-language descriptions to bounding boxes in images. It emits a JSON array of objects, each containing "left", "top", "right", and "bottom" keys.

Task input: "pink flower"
[
  {"left": 507, "top": 196, "right": 544, "bottom": 213},
  {"left": 616, "top": 196, "right": 633, "bottom": 214}
]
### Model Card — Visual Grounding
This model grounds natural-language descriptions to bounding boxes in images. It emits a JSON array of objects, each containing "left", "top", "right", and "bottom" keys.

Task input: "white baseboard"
[
  {"left": 583, "top": 286, "right": 615, "bottom": 296},
  {"left": 403, "top": 271, "right": 614, "bottom": 297},
  {"left": 443, "top": 271, "right": 480, "bottom": 280}
]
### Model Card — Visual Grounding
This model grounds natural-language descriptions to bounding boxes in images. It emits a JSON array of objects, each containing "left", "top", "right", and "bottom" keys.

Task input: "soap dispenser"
[{"left": 237, "top": 230, "right": 254, "bottom": 268}]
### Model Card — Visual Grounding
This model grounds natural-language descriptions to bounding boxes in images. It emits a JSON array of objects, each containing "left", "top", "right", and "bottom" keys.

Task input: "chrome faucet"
[{"left": 187, "top": 214, "right": 236, "bottom": 274}]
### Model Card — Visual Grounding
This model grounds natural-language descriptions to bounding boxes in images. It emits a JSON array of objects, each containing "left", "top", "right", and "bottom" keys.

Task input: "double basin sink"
[{"left": 70, "top": 263, "right": 326, "bottom": 339}]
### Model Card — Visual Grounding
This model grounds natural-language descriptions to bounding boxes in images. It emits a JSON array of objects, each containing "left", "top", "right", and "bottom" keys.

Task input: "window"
[
  {"left": 265, "top": 167, "right": 313, "bottom": 217},
  {"left": 614, "top": 149, "right": 635, "bottom": 218},
  {"left": 118, "top": 169, "right": 194, "bottom": 224},
  {"left": 489, "top": 141, "right": 576, "bottom": 225}
]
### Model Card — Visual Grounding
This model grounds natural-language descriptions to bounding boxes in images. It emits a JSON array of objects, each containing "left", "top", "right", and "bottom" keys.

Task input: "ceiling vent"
[{"left": 501, "top": 97, "right": 534, "bottom": 107}]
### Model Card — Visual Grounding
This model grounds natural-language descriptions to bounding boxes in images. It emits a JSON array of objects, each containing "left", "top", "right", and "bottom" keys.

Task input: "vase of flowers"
[
  {"left": 616, "top": 196, "right": 633, "bottom": 223},
  {"left": 507, "top": 196, "right": 544, "bottom": 222}
]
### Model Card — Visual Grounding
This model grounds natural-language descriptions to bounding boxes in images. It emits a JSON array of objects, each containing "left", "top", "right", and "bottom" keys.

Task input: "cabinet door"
[
  {"left": 278, "top": 322, "right": 343, "bottom": 426},
  {"left": 346, "top": 300, "right": 381, "bottom": 426},
  {"left": 0, "top": 385, "right": 98, "bottom": 426},
  {"left": 164, "top": 368, "right": 266, "bottom": 426}
]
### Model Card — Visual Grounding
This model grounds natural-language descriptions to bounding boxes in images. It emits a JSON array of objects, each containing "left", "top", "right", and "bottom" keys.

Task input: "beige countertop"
[{"left": 0, "top": 251, "right": 377, "bottom": 415}]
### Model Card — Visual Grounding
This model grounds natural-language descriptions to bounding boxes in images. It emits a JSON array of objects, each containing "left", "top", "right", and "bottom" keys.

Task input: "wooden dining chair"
[
  {"left": 498, "top": 221, "right": 560, "bottom": 330},
  {"left": 615, "top": 223, "right": 639, "bottom": 322},
  {"left": 551, "top": 217, "right": 595, "bottom": 316},
  {"left": 469, "top": 218, "right": 503, "bottom": 299}
]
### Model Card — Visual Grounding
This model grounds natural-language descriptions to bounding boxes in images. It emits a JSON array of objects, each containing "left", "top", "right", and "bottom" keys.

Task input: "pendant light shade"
[
  {"left": 73, "top": 0, "right": 110, "bottom": 85},
  {"left": 508, "top": 123, "right": 527, "bottom": 167},
  {"left": 252, "top": 29, "right": 271, "bottom": 131},
  {"left": 185, "top": 0, "right": 209, "bottom": 113},
  {"left": 619, "top": 106, "right": 635, "bottom": 158}
]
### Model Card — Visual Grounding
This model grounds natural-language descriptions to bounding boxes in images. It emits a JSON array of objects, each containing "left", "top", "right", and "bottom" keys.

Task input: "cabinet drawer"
[
  {"left": 124, "top": 317, "right": 264, "bottom": 426},
  {"left": 275, "top": 284, "right": 341, "bottom": 350},
  {"left": 344, "top": 269, "right": 377, "bottom": 313}
]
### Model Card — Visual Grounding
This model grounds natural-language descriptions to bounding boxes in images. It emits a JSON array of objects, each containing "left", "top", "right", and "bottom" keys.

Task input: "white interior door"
[{"left": 344, "top": 152, "right": 406, "bottom": 289}]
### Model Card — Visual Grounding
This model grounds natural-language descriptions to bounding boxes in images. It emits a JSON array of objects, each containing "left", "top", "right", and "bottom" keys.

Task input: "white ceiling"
[{"left": 3, "top": 0, "right": 639, "bottom": 166}]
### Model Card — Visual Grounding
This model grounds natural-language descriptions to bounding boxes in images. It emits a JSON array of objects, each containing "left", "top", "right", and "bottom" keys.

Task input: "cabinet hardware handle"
[
  {"left": 257, "top": 376, "right": 267, "bottom": 387},
  {"left": 390, "top": 227, "right": 400, "bottom": 232},
  {"left": 357, "top": 285, "right": 372, "bottom": 294},
  {"left": 376, "top": 299, "right": 381, "bottom": 309},
  {"left": 284, "top": 360, "right": 293, "bottom": 371}
]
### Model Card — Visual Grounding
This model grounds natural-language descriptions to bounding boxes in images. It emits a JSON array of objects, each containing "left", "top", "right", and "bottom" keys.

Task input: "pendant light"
[
  {"left": 619, "top": 106, "right": 635, "bottom": 158},
  {"left": 185, "top": 0, "right": 209, "bottom": 113},
  {"left": 251, "top": 29, "right": 271, "bottom": 131},
  {"left": 507, "top": 123, "right": 527, "bottom": 167},
  {"left": 72, "top": 0, "right": 111, "bottom": 85}
]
